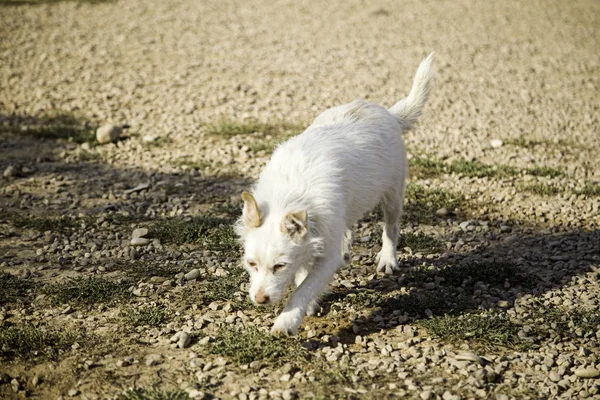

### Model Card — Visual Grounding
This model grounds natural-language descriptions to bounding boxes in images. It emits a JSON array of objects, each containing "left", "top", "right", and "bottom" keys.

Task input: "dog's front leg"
[{"left": 272, "top": 253, "right": 342, "bottom": 336}]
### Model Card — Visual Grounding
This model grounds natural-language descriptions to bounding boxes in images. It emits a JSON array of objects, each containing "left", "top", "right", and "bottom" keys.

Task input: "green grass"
[
  {"left": 178, "top": 265, "right": 248, "bottom": 309},
  {"left": 207, "top": 120, "right": 303, "bottom": 139},
  {"left": 0, "top": 322, "right": 82, "bottom": 360},
  {"left": 121, "top": 305, "right": 172, "bottom": 327},
  {"left": 419, "top": 312, "right": 526, "bottom": 350},
  {"left": 43, "top": 276, "right": 132, "bottom": 306},
  {"left": 576, "top": 182, "right": 600, "bottom": 197},
  {"left": 0, "top": 111, "right": 95, "bottom": 143},
  {"left": 409, "top": 157, "right": 445, "bottom": 179},
  {"left": 0, "top": 271, "right": 33, "bottom": 304},
  {"left": 520, "top": 182, "right": 564, "bottom": 196},
  {"left": 524, "top": 166, "right": 562, "bottom": 178},
  {"left": 0, "top": 210, "right": 77, "bottom": 233},
  {"left": 150, "top": 216, "right": 239, "bottom": 253},
  {"left": 118, "top": 386, "right": 190, "bottom": 400},
  {"left": 208, "top": 326, "right": 308, "bottom": 366},
  {"left": 537, "top": 307, "right": 600, "bottom": 338},
  {"left": 397, "top": 232, "right": 443, "bottom": 253},
  {"left": 403, "top": 184, "right": 464, "bottom": 224}
]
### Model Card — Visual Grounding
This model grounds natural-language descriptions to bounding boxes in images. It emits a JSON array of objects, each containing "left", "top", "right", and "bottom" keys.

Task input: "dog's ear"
[
  {"left": 241, "top": 191, "right": 261, "bottom": 228},
  {"left": 280, "top": 210, "right": 308, "bottom": 238}
]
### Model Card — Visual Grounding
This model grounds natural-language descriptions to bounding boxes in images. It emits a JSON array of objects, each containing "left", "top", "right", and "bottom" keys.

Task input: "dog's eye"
[
  {"left": 273, "top": 263, "right": 287, "bottom": 272},
  {"left": 247, "top": 260, "right": 258, "bottom": 270}
]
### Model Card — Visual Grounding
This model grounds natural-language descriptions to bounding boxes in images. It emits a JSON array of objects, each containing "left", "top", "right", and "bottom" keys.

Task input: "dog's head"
[{"left": 235, "top": 191, "right": 310, "bottom": 305}]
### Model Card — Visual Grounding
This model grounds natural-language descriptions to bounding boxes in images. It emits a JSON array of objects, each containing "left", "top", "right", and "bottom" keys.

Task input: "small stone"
[
  {"left": 455, "top": 352, "right": 482, "bottom": 364},
  {"left": 574, "top": 368, "right": 600, "bottom": 378},
  {"left": 185, "top": 269, "right": 201, "bottom": 281},
  {"left": 435, "top": 207, "right": 449, "bottom": 217},
  {"left": 359, "top": 235, "right": 371, "bottom": 243},
  {"left": 459, "top": 221, "right": 471, "bottom": 230},
  {"left": 500, "top": 225, "right": 511, "bottom": 233},
  {"left": 187, "top": 389, "right": 206, "bottom": 399},
  {"left": 190, "top": 358, "right": 203, "bottom": 368},
  {"left": 178, "top": 332, "right": 192, "bottom": 348},
  {"left": 132, "top": 228, "right": 149, "bottom": 239},
  {"left": 420, "top": 391, "right": 433, "bottom": 400},
  {"left": 123, "top": 182, "right": 150, "bottom": 194},
  {"left": 130, "top": 237, "right": 150, "bottom": 246},
  {"left": 96, "top": 124, "right": 122, "bottom": 144},
  {"left": 3, "top": 166, "right": 17, "bottom": 178},
  {"left": 142, "top": 135, "right": 158, "bottom": 143},
  {"left": 145, "top": 354, "right": 163, "bottom": 366},
  {"left": 490, "top": 139, "right": 503, "bottom": 148},
  {"left": 280, "top": 373, "right": 291, "bottom": 382},
  {"left": 68, "top": 388, "right": 80, "bottom": 397},
  {"left": 549, "top": 371, "right": 562, "bottom": 382}
]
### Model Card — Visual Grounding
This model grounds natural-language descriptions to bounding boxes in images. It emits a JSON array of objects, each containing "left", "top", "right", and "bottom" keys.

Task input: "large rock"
[{"left": 96, "top": 124, "right": 122, "bottom": 144}]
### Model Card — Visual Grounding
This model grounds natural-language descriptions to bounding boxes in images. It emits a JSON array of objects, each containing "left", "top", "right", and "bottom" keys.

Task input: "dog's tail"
[{"left": 388, "top": 52, "right": 434, "bottom": 130}]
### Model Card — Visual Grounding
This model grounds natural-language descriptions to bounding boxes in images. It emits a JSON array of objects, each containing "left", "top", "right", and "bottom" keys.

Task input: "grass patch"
[
  {"left": 208, "top": 120, "right": 302, "bottom": 139},
  {"left": 43, "top": 276, "right": 131, "bottom": 306},
  {"left": 118, "top": 386, "right": 190, "bottom": 400},
  {"left": 403, "top": 184, "right": 464, "bottom": 224},
  {"left": 576, "top": 182, "right": 600, "bottom": 197},
  {"left": 409, "top": 157, "right": 445, "bottom": 179},
  {"left": 398, "top": 232, "right": 443, "bottom": 253},
  {"left": 0, "top": 271, "right": 33, "bottom": 304},
  {"left": 121, "top": 305, "right": 172, "bottom": 327},
  {"left": 419, "top": 312, "right": 526, "bottom": 350},
  {"left": 208, "top": 325, "right": 308, "bottom": 366},
  {"left": 0, "top": 111, "right": 95, "bottom": 143},
  {"left": 179, "top": 266, "right": 248, "bottom": 309},
  {"left": 538, "top": 307, "right": 600, "bottom": 338},
  {"left": 524, "top": 166, "right": 562, "bottom": 178},
  {"left": 0, "top": 322, "right": 82, "bottom": 360},
  {"left": 0, "top": 210, "right": 77, "bottom": 233},
  {"left": 520, "top": 182, "right": 564, "bottom": 196},
  {"left": 448, "top": 159, "right": 519, "bottom": 179},
  {"left": 150, "top": 216, "right": 239, "bottom": 253}
]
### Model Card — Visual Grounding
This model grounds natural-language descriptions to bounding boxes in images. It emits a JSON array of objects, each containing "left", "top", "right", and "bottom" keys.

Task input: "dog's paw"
[
  {"left": 376, "top": 250, "right": 400, "bottom": 275},
  {"left": 271, "top": 309, "right": 303, "bottom": 336},
  {"left": 306, "top": 299, "right": 321, "bottom": 316}
]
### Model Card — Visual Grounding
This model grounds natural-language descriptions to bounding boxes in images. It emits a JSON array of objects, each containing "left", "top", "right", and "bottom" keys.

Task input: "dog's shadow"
[{"left": 322, "top": 226, "right": 599, "bottom": 344}]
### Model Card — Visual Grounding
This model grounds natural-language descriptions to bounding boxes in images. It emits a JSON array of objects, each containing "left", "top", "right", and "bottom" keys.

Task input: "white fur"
[{"left": 236, "top": 53, "right": 434, "bottom": 335}]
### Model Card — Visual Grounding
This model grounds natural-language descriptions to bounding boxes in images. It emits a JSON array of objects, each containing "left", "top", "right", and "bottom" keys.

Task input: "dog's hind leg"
[{"left": 376, "top": 189, "right": 403, "bottom": 275}]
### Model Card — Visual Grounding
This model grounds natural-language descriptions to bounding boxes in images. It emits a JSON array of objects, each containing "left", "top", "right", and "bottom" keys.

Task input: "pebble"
[
  {"left": 549, "top": 371, "right": 562, "bottom": 382},
  {"left": 130, "top": 237, "right": 151, "bottom": 246},
  {"left": 68, "top": 388, "right": 80, "bottom": 397},
  {"left": 145, "top": 354, "right": 163, "bottom": 366},
  {"left": 3, "top": 165, "right": 17, "bottom": 178},
  {"left": 574, "top": 368, "right": 600, "bottom": 379},
  {"left": 455, "top": 352, "right": 483, "bottom": 364},
  {"left": 132, "top": 228, "right": 149, "bottom": 239},
  {"left": 420, "top": 391, "right": 433, "bottom": 400},
  {"left": 435, "top": 207, "right": 449, "bottom": 217},
  {"left": 185, "top": 269, "right": 201, "bottom": 281},
  {"left": 490, "top": 139, "right": 504, "bottom": 148},
  {"left": 96, "top": 124, "right": 122, "bottom": 144}
]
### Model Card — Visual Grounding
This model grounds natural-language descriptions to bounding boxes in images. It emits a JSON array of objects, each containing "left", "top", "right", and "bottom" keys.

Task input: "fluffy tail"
[{"left": 388, "top": 52, "right": 434, "bottom": 129}]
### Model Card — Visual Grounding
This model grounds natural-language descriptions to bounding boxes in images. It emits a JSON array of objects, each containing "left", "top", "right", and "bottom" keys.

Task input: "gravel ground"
[{"left": 1, "top": 0, "right": 599, "bottom": 399}]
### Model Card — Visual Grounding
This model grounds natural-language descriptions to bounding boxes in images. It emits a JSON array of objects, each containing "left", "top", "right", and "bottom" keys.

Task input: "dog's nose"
[{"left": 255, "top": 289, "right": 270, "bottom": 304}]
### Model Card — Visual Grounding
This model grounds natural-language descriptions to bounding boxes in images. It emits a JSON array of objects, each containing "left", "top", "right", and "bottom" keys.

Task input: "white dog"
[{"left": 236, "top": 53, "right": 434, "bottom": 335}]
